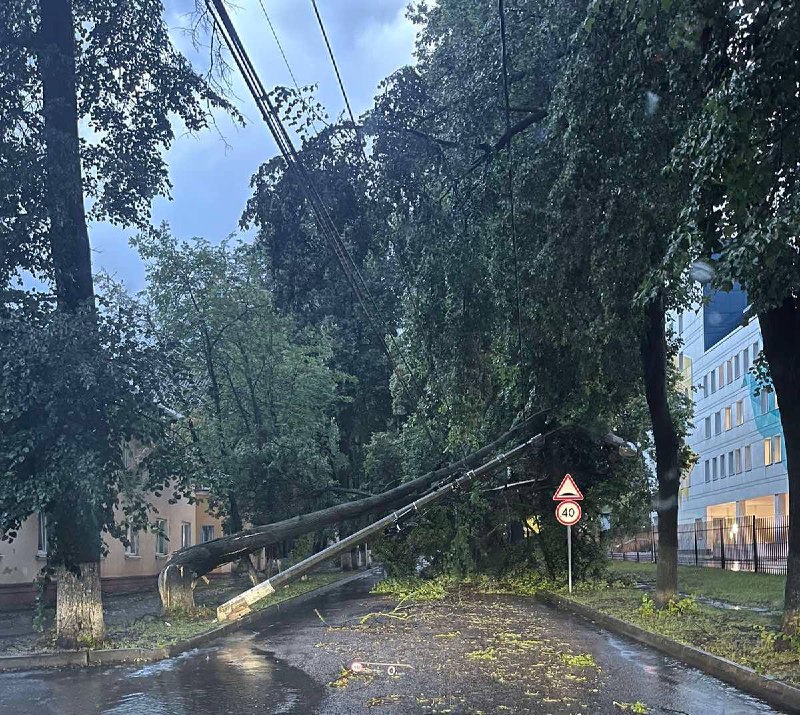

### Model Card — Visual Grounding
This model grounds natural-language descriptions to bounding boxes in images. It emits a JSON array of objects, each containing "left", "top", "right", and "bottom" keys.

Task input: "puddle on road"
[{"left": 0, "top": 632, "right": 324, "bottom": 715}]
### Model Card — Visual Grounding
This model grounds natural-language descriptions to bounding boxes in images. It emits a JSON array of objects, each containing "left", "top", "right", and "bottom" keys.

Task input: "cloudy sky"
[{"left": 89, "top": 0, "right": 418, "bottom": 292}]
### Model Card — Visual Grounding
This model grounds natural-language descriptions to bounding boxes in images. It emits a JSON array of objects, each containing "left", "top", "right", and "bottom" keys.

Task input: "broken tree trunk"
[
  {"left": 217, "top": 433, "right": 543, "bottom": 621},
  {"left": 158, "top": 415, "right": 544, "bottom": 610}
]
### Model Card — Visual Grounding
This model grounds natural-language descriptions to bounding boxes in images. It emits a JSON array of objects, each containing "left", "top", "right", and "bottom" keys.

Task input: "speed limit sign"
[{"left": 555, "top": 500, "right": 581, "bottom": 527}]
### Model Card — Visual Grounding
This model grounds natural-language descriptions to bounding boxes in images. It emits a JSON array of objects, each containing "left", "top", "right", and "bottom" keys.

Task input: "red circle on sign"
[{"left": 555, "top": 500, "right": 582, "bottom": 526}]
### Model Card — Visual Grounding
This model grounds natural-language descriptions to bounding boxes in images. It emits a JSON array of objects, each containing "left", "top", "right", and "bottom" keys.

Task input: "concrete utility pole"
[{"left": 217, "top": 434, "right": 544, "bottom": 621}]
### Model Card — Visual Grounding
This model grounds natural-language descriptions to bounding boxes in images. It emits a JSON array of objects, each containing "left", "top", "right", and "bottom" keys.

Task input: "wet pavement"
[{"left": 0, "top": 571, "right": 789, "bottom": 714}]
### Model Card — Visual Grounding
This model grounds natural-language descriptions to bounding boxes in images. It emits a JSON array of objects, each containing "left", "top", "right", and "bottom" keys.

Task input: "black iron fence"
[{"left": 609, "top": 515, "right": 789, "bottom": 575}]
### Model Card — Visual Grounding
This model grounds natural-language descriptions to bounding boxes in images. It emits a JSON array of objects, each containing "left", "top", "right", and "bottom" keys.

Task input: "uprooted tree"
[{"left": 157, "top": 416, "right": 544, "bottom": 610}]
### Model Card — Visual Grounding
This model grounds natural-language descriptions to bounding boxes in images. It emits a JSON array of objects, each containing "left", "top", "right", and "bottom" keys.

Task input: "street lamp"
[{"left": 689, "top": 260, "right": 715, "bottom": 285}]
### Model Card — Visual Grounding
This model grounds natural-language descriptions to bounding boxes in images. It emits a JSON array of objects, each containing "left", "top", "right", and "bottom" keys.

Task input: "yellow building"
[{"left": 0, "top": 488, "right": 227, "bottom": 609}]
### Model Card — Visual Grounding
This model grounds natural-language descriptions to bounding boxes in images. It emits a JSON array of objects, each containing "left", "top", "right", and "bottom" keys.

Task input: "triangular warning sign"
[{"left": 553, "top": 473, "right": 583, "bottom": 501}]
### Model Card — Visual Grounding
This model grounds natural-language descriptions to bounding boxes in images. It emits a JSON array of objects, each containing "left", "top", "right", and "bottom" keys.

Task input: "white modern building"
[{"left": 674, "top": 286, "right": 787, "bottom": 527}]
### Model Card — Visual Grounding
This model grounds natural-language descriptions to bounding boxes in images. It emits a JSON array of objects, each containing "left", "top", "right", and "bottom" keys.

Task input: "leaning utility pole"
[{"left": 217, "top": 433, "right": 543, "bottom": 621}]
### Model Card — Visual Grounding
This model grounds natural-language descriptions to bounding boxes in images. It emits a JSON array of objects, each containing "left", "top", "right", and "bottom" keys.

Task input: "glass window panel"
[{"left": 774, "top": 435, "right": 783, "bottom": 463}]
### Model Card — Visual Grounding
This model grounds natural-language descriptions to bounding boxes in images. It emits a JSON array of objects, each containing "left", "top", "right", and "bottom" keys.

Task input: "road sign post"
[
  {"left": 553, "top": 474, "right": 583, "bottom": 594},
  {"left": 567, "top": 523, "right": 572, "bottom": 594}
]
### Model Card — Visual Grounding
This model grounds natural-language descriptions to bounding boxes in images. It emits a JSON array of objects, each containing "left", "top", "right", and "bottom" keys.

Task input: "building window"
[
  {"left": 774, "top": 435, "right": 783, "bottom": 463},
  {"left": 760, "top": 390, "right": 772, "bottom": 415},
  {"left": 181, "top": 522, "right": 192, "bottom": 549},
  {"left": 704, "top": 416, "right": 711, "bottom": 439},
  {"left": 735, "top": 449, "right": 742, "bottom": 474},
  {"left": 720, "top": 453, "right": 726, "bottom": 477},
  {"left": 201, "top": 525, "right": 215, "bottom": 543},
  {"left": 736, "top": 400, "right": 744, "bottom": 426},
  {"left": 728, "top": 450, "right": 734, "bottom": 474},
  {"left": 714, "top": 411, "right": 722, "bottom": 435},
  {"left": 704, "top": 460, "right": 710, "bottom": 483},
  {"left": 743, "top": 347, "right": 749, "bottom": 371},
  {"left": 734, "top": 354, "right": 741, "bottom": 380},
  {"left": 717, "top": 365, "right": 725, "bottom": 388},
  {"left": 155, "top": 518, "right": 168, "bottom": 556},
  {"left": 764, "top": 438, "right": 773, "bottom": 466},
  {"left": 37, "top": 512, "right": 48, "bottom": 556},
  {"left": 678, "top": 314, "right": 684, "bottom": 335},
  {"left": 710, "top": 370, "right": 717, "bottom": 393},
  {"left": 724, "top": 406, "right": 732, "bottom": 431},
  {"left": 712, "top": 457, "right": 718, "bottom": 480},
  {"left": 752, "top": 340, "right": 759, "bottom": 361},
  {"left": 745, "top": 445, "right": 752, "bottom": 471},
  {"left": 703, "top": 375, "right": 708, "bottom": 398},
  {"left": 726, "top": 360, "right": 733, "bottom": 383},
  {"left": 125, "top": 526, "right": 140, "bottom": 556}
]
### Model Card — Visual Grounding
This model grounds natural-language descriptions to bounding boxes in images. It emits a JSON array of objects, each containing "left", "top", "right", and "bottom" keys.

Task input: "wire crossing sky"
[{"left": 87, "top": 0, "right": 416, "bottom": 293}]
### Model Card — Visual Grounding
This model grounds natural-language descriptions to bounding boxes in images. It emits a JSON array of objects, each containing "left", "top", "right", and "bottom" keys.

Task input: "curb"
[
  {"left": 0, "top": 568, "right": 379, "bottom": 673},
  {"left": 537, "top": 591, "right": 800, "bottom": 714}
]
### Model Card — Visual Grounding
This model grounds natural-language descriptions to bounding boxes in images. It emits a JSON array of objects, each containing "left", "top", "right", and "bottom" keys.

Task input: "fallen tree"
[
  {"left": 216, "top": 433, "right": 543, "bottom": 621},
  {"left": 158, "top": 413, "right": 546, "bottom": 610}
]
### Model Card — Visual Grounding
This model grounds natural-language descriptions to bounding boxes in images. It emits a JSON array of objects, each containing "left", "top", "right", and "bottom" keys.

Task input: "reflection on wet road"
[{"left": 0, "top": 632, "right": 323, "bottom": 715}]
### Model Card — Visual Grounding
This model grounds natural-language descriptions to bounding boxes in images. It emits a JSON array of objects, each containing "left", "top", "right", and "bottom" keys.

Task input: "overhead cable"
[{"left": 204, "top": 0, "right": 439, "bottom": 447}]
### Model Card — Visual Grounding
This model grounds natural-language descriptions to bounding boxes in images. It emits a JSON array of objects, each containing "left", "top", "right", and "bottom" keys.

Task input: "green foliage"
[
  {"left": 132, "top": 227, "right": 347, "bottom": 528},
  {"left": 665, "top": 0, "right": 800, "bottom": 313},
  {"left": 0, "top": 0, "right": 238, "bottom": 284},
  {"left": 371, "top": 575, "right": 451, "bottom": 602},
  {"left": 560, "top": 652, "right": 598, "bottom": 668},
  {"left": 0, "top": 287, "right": 194, "bottom": 567},
  {"left": 638, "top": 593, "right": 699, "bottom": 617}
]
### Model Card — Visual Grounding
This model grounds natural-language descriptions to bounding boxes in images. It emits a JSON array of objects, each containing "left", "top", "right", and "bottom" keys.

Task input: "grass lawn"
[
  {"left": 608, "top": 560, "right": 785, "bottom": 611},
  {"left": 566, "top": 583, "right": 800, "bottom": 686}
]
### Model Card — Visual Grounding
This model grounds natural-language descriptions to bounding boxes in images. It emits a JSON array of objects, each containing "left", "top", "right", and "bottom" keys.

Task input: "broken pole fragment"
[{"left": 216, "top": 433, "right": 544, "bottom": 622}]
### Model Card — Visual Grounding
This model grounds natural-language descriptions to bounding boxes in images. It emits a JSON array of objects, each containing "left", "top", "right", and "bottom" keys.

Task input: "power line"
[
  {"left": 256, "top": 0, "right": 325, "bottom": 135},
  {"left": 309, "top": 0, "right": 367, "bottom": 163},
  {"left": 257, "top": 0, "right": 300, "bottom": 90},
  {"left": 259, "top": 0, "right": 443, "bottom": 437},
  {"left": 309, "top": 0, "right": 460, "bottom": 429},
  {"left": 498, "top": 0, "right": 525, "bottom": 414},
  {"left": 204, "top": 0, "right": 439, "bottom": 448}
]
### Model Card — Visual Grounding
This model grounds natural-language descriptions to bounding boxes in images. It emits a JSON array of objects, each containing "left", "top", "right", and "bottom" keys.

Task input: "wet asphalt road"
[{"left": 0, "top": 572, "right": 789, "bottom": 714}]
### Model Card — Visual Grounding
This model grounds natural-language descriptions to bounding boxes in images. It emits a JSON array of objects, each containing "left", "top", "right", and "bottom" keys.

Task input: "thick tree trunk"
[
  {"left": 55, "top": 563, "right": 104, "bottom": 648},
  {"left": 39, "top": 0, "right": 94, "bottom": 307},
  {"left": 158, "top": 563, "right": 197, "bottom": 613},
  {"left": 158, "top": 416, "right": 544, "bottom": 609},
  {"left": 759, "top": 299, "right": 800, "bottom": 634},
  {"left": 640, "top": 294, "right": 682, "bottom": 607},
  {"left": 39, "top": 0, "right": 106, "bottom": 644}
]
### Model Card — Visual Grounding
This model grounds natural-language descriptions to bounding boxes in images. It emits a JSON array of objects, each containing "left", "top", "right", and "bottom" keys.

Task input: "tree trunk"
[
  {"left": 759, "top": 298, "right": 800, "bottom": 634},
  {"left": 39, "top": 0, "right": 105, "bottom": 644},
  {"left": 640, "top": 293, "right": 681, "bottom": 606},
  {"left": 158, "top": 563, "right": 198, "bottom": 613},
  {"left": 55, "top": 563, "right": 104, "bottom": 648},
  {"left": 158, "top": 416, "right": 545, "bottom": 609}
]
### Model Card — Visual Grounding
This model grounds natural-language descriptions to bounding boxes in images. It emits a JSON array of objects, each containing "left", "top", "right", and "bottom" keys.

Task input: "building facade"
[
  {"left": 0, "top": 488, "right": 227, "bottom": 608},
  {"left": 676, "top": 287, "right": 787, "bottom": 527}
]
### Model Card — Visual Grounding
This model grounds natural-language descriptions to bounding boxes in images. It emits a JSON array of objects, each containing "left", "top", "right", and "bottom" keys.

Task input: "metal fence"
[{"left": 609, "top": 515, "right": 789, "bottom": 575}]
